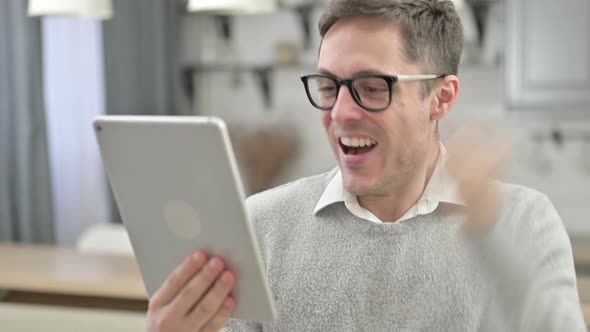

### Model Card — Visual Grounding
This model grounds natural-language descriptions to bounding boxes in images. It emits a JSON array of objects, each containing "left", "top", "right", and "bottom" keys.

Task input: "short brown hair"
[{"left": 319, "top": 0, "right": 463, "bottom": 95}]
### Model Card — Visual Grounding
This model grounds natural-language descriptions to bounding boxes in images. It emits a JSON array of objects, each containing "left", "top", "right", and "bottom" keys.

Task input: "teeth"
[{"left": 340, "top": 137, "right": 377, "bottom": 148}]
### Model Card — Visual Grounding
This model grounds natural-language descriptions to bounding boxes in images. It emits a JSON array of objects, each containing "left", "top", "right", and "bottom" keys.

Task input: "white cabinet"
[{"left": 506, "top": 0, "right": 590, "bottom": 113}]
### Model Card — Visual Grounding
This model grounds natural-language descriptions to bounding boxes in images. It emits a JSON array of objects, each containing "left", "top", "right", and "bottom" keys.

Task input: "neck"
[{"left": 358, "top": 141, "right": 441, "bottom": 222}]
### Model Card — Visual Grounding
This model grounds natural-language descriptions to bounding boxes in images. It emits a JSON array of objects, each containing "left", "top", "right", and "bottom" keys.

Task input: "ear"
[{"left": 430, "top": 75, "right": 459, "bottom": 121}]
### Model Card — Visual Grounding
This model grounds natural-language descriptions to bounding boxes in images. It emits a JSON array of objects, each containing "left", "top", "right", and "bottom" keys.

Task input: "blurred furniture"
[
  {"left": 580, "top": 276, "right": 590, "bottom": 302},
  {"left": 0, "top": 303, "right": 145, "bottom": 332},
  {"left": 573, "top": 236, "right": 590, "bottom": 328},
  {"left": 465, "top": 0, "right": 495, "bottom": 46},
  {"left": 506, "top": 0, "right": 589, "bottom": 114},
  {"left": 572, "top": 236, "right": 590, "bottom": 270},
  {"left": 481, "top": 0, "right": 504, "bottom": 65},
  {"left": 0, "top": 244, "right": 147, "bottom": 311},
  {"left": 230, "top": 124, "right": 300, "bottom": 195},
  {"left": 463, "top": 0, "right": 504, "bottom": 65},
  {"left": 76, "top": 223, "right": 134, "bottom": 256},
  {"left": 456, "top": 1, "right": 478, "bottom": 47},
  {"left": 0, "top": 242, "right": 587, "bottom": 327},
  {"left": 579, "top": 276, "right": 590, "bottom": 329}
]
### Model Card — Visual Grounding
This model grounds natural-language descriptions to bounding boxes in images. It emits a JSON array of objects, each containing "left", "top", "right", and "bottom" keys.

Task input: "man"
[{"left": 147, "top": 0, "right": 586, "bottom": 331}]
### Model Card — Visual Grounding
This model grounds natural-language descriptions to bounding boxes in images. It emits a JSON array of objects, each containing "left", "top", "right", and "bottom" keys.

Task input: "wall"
[
  {"left": 180, "top": 6, "right": 590, "bottom": 235},
  {"left": 180, "top": 7, "right": 335, "bottom": 186}
]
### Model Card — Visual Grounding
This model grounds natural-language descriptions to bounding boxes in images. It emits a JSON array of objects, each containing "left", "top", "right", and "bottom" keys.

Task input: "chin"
[{"left": 341, "top": 171, "right": 377, "bottom": 196}]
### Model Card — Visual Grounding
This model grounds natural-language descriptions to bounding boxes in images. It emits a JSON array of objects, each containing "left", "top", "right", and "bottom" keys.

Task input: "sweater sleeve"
[
  {"left": 221, "top": 319, "right": 262, "bottom": 331},
  {"left": 468, "top": 188, "right": 586, "bottom": 331}
]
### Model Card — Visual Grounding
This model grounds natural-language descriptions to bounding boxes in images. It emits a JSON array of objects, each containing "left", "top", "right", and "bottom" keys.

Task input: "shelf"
[
  {"left": 181, "top": 62, "right": 316, "bottom": 108},
  {"left": 182, "top": 62, "right": 316, "bottom": 73},
  {"left": 178, "top": 1, "right": 323, "bottom": 108}
]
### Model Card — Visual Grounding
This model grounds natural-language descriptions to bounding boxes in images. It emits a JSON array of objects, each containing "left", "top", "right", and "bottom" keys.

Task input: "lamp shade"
[
  {"left": 28, "top": 0, "right": 113, "bottom": 19},
  {"left": 187, "top": 0, "right": 277, "bottom": 15}
]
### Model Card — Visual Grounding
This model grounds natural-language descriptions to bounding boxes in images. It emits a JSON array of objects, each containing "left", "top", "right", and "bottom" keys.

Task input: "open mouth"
[{"left": 339, "top": 137, "right": 378, "bottom": 155}]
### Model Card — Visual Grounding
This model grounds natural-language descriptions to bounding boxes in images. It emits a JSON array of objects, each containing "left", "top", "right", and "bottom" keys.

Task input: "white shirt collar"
[{"left": 313, "top": 143, "right": 465, "bottom": 223}]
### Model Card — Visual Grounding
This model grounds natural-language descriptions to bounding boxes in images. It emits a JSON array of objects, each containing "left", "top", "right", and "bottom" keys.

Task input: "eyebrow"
[{"left": 315, "top": 68, "right": 391, "bottom": 78}]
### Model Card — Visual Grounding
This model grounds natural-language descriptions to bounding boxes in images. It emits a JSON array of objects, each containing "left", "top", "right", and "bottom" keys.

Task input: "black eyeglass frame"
[{"left": 300, "top": 73, "right": 448, "bottom": 112}]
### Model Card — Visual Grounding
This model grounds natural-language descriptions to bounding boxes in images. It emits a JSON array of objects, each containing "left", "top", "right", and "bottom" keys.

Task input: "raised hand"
[{"left": 446, "top": 124, "right": 512, "bottom": 234}]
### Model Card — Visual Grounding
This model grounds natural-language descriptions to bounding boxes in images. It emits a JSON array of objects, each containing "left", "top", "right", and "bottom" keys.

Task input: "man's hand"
[
  {"left": 446, "top": 124, "right": 512, "bottom": 234},
  {"left": 146, "top": 252, "right": 236, "bottom": 332}
]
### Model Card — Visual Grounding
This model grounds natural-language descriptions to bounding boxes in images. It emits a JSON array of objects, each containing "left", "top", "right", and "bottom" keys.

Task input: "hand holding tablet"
[{"left": 94, "top": 116, "right": 276, "bottom": 330}]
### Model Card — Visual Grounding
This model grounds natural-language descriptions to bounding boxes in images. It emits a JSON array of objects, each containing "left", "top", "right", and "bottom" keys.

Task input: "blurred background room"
[{"left": 0, "top": 0, "right": 589, "bottom": 330}]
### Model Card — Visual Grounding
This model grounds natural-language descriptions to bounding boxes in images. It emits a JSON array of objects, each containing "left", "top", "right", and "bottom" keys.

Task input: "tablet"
[{"left": 94, "top": 115, "right": 276, "bottom": 322}]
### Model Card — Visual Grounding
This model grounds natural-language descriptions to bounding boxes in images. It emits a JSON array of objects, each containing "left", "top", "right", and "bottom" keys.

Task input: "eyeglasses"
[{"left": 300, "top": 73, "right": 447, "bottom": 112}]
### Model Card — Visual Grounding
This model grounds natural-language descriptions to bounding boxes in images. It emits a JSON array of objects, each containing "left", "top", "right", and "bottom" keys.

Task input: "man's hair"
[{"left": 319, "top": 0, "right": 464, "bottom": 96}]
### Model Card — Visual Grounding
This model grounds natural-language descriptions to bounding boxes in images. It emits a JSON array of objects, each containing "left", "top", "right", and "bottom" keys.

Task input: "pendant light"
[
  {"left": 187, "top": 0, "right": 277, "bottom": 15},
  {"left": 28, "top": 0, "right": 113, "bottom": 19}
]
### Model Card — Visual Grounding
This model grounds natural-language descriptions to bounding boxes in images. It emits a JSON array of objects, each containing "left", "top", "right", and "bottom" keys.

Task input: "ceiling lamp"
[
  {"left": 28, "top": 0, "right": 113, "bottom": 19},
  {"left": 187, "top": 0, "right": 277, "bottom": 15}
]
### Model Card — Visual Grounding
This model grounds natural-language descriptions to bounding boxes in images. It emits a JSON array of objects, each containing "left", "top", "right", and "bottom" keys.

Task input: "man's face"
[{"left": 318, "top": 17, "right": 436, "bottom": 197}]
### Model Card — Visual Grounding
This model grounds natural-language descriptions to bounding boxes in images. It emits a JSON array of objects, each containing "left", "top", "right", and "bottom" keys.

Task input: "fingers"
[
  {"left": 447, "top": 125, "right": 512, "bottom": 173},
  {"left": 170, "top": 257, "right": 226, "bottom": 314},
  {"left": 150, "top": 251, "right": 208, "bottom": 309},
  {"left": 445, "top": 124, "right": 514, "bottom": 234},
  {"left": 447, "top": 125, "right": 512, "bottom": 192},
  {"left": 200, "top": 297, "right": 236, "bottom": 332},
  {"left": 188, "top": 270, "right": 236, "bottom": 330},
  {"left": 146, "top": 254, "right": 237, "bottom": 332}
]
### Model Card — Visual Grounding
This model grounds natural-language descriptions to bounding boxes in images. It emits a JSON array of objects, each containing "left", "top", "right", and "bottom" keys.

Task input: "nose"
[{"left": 330, "top": 85, "right": 364, "bottom": 123}]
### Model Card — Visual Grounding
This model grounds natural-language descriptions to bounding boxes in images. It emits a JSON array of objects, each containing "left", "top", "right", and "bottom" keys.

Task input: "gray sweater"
[{"left": 224, "top": 169, "right": 585, "bottom": 331}]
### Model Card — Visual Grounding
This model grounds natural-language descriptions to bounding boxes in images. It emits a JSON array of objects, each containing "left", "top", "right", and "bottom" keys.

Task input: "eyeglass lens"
[{"left": 306, "top": 76, "right": 390, "bottom": 110}]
